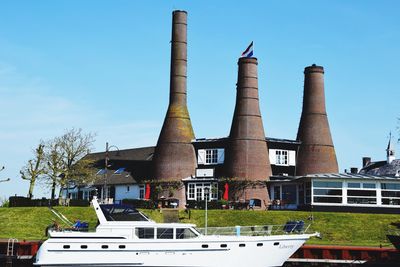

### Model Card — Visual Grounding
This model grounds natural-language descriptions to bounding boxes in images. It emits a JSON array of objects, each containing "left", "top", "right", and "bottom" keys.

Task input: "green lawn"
[{"left": 0, "top": 206, "right": 398, "bottom": 247}]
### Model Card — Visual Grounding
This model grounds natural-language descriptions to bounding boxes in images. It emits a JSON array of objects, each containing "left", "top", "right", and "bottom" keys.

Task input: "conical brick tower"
[
  {"left": 225, "top": 57, "right": 272, "bottom": 205},
  {"left": 296, "top": 64, "right": 338, "bottom": 175}
]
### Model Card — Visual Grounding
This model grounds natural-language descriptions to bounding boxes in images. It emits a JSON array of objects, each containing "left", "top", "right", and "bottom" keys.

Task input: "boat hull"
[{"left": 34, "top": 235, "right": 310, "bottom": 267}]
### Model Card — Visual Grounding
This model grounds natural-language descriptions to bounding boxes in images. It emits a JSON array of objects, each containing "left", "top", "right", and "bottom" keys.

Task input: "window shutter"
[
  {"left": 269, "top": 149, "right": 276, "bottom": 164},
  {"left": 217, "top": 149, "right": 225, "bottom": 164},
  {"left": 198, "top": 149, "right": 206, "bottom": 164},
  {"left": 288, "top": 150, "right": 296, "bottom": 166}
]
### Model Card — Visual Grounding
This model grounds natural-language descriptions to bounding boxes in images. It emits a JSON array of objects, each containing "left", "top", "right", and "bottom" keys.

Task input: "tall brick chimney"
[
  {"left": 296, "top": 64, "right": 338, "bottom": 175},
  {"left": 152, "top": 11, "right": 196, "bottom": 205}
]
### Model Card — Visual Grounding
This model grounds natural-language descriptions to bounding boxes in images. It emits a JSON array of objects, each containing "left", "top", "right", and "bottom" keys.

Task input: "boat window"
[
  {"left": 81, "top": 245, "right": 88, "bottom": 249},
  {"left": 239, "top": 244, "right": 245, "bottom": 247},
  {"left": 257, "top": 243, "right": 263, "bottom": 247},
  {"left": 202, "top": 244, "right": 208, "bottom": 248},
  {"left": 157, "top": 228, "right": 173, "bottom": 239},
  {"left": 101, "top": 245, "right": 108, "bottom": 249},
  {"left": 100, "top": 204, "right": 150, "bottom": 221},
  {"left": 220, "top": 244, "right": 227, "bottom": 248},
  {"left": 274, "top": 242, "right": 279, "bottom": 246},
  {"left": 119, "top": 245, "right": 126, "bottom": 249},
  {"left": 63, "top": 245, "right": 70, "bottom": 249},
  {"left": 135, "top": 227, "right": 155, "bottom": 239},
  {"left": 176, "top": 228, "right": 198, "bottom": 239}
]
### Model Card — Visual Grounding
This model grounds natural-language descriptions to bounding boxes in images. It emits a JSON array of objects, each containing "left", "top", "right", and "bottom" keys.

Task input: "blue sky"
[{"left": 0, "top": 1, "right": 399, "bottom": 199}]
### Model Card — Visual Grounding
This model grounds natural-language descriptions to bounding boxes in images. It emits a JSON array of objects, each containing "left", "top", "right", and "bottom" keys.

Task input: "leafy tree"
[{"left": 20, "top": 143, "right": 45, "bottom": 199}]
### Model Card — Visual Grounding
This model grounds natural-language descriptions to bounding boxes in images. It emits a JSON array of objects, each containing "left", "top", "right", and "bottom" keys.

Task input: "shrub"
[
  {"left": 8, "top": 196, "right": 87, "bottom": 207},
  {"left": 186, "top": 200, "right": 225, "bottom": 210},
  {"left": 121, "top": 199, "right": 156, "bottom": 209},
  {"left": 0, "top": 198, "right": 9, "bottom": 207},
  {"left": 69, "top": 199, "right": 90, "bottom": 207}
]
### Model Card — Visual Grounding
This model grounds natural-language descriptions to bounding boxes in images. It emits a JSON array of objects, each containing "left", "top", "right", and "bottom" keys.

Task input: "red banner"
[
  {"left": 223, "top": 183, "right": 229, "bottom": 200},
  {"left": 145, "top": 183, "right": 151, "bottom": 200}
]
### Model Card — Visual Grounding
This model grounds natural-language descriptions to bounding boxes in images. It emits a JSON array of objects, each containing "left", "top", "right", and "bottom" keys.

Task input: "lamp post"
[
  {"left": 204, "top": 187, "right": 210, "bottom": 235},
  {"left": 104, "top": 142, "right": 120, "bottom": 203}
]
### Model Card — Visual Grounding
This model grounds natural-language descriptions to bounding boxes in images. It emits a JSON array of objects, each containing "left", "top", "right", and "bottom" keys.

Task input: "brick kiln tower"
[
  {"left": 296, "top": 64, "right": 338, "bottom": 175},
  {"left": 225, "top": 57, "right": 272, "bottom": 205},
  {"left": 152, "top": 11, "right": 196, "bottom": 206}
]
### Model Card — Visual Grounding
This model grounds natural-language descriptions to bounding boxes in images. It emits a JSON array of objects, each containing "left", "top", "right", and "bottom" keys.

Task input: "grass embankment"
[{"left": 0, "top": 207, "right": 398, "bottom": 247}]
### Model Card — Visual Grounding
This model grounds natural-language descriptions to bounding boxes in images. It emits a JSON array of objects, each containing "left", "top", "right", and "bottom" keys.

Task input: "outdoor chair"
[
  {"left": 248, "top": 199, "right": 255, "bottom": 210},
  {"left": 73, "top": 222, "right": 89, "bottom": 232},
  {"left": 283, "top": 220, "right": 304, "bottom": 233}
]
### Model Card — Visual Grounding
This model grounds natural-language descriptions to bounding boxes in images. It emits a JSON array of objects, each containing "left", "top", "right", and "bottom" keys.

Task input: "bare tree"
[
  {"left": 0, "top": 166, "right": 11, "bottom": 183},
  {"left": 54, "top": 128, "right": 96, "bottom": 197},
  {"left": 20, "top": 143, "right": 45, "bottom": 199},
  {"left": 43, "top": 140, "right": 64, "bottom": 200}
]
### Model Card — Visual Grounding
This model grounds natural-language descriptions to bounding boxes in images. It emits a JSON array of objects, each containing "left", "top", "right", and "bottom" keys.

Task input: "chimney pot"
[
  {"left": 362, "top": 157, "right": 371, "bottom": 167},
  {"left": 350, "top": 167, "right": 358, "bottom": 174}
]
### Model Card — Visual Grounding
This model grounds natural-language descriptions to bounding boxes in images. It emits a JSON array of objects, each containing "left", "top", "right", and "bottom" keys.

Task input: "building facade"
[
  {"left": 269, "top": 173, "right": 400, "bottom": 214},
  {"left": 62, "top": 137, "right": 300, "bottom": 207}
]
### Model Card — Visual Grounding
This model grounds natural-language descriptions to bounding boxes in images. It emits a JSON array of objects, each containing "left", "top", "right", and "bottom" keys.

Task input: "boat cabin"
[{"left": 89, "top": 197, "right": 201, "bottom": 240}]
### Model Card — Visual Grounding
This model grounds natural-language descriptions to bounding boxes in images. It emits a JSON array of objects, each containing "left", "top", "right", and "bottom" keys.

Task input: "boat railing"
[{"left": 197, "top": 223, "right": 312, "bottom": 236}]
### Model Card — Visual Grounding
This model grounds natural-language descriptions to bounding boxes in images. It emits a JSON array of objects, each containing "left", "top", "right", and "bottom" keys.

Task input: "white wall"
[{"left": 115, "top": 184, "right": 141, "bottom": 201}]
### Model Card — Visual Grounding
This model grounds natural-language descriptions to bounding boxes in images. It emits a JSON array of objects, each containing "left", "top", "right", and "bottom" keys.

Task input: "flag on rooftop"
[
  {"left": 96, "top": 169, "right": 106, "bottom": 175},
  {"left": 241, "top": 41, "right": 254, "bottom": 58},
  {"left": 114, "top": 167, "right": 125, "bottom": 174}
]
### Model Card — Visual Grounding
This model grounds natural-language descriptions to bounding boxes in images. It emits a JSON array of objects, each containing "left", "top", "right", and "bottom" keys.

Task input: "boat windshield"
[{"left": 100, "top": 204, "right": 150, "bottom": 221}]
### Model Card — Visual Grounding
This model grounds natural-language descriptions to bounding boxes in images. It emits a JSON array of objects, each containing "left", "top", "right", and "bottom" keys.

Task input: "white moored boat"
[{"left": 34, "top": 196, "right": 318, "bottom": 267}]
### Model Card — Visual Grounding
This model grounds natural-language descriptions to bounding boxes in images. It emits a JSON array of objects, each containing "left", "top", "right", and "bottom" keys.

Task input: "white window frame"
[
  {"left": 139, "top": 185, "right": 145, "bottom": 199},
  {"left": 206, "top": 149, "right": 218, "bottom": 164},
  {"left": 197, "top": 149, "right": 224, "bottom": 165},
  {"left": 344, "top": 181, "right": 378, "bottom": 206},
  {"left": 380, "top": 182, "right": 400, "bottom": 206},
  {"left": 312, "top": 180, "right": 343, "bottom": 205},
  {"left": 188, "top": 183, "right": 195, "bottom": 200},
  {"left": 275, "top": 150, "right": 289, "bottom": 166},
  {"left": 187, "top": 182, "right": 218, "bottom": 201}
]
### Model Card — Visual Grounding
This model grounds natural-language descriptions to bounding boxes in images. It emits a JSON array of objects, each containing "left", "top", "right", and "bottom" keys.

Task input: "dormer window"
[
  {"left": 269, "top": 149, "right": 295, "bottom": 166},
  {"left": 206, "top": 149, "right": 218, "bottom": 164},
  {"left": 276, "top": 150, "right": 288, "bottom": 166},
  {"left": 197, "top": 149, "right": 224, "bottom": 165}
]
